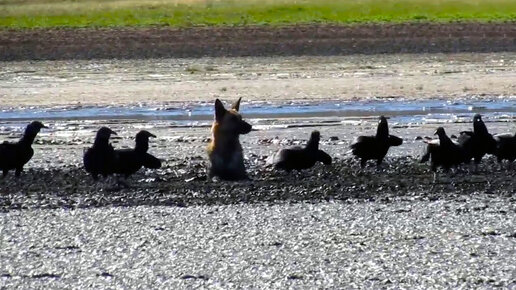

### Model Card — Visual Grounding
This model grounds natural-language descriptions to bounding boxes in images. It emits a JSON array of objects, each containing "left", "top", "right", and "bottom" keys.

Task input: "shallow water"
[{"left": 1, "top": 98, "right": 516, "bottom": 127}]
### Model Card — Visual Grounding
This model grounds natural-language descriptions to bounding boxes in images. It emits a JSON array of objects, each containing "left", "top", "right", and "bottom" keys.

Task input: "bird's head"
[
  {"left": 309, "top": 130, "right": 320, "bottom": 143},
  {"left": 25, "top": 121, "right": 48, "bottom": 135},
  {"left": 136, "top": 130, "right": 157, "bottom": 141},
  {"left": 96, "top": 127, "right": 117, "bottom": 140},
  {"left": 376, "top": 115, "right": 389, "bottom": 138},
  {"left": 473, "top": 114, "right": 489, "bottom": 135},
  {"left": 434, "top": 127, "right": 446, "bottom": 137},
  {"left": 306, "top": 130, "right": 321, "bottom": 150}
]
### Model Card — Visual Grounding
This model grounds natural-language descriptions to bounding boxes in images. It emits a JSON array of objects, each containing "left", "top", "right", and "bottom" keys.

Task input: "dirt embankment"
[{"left": 1, "top": 23, "right": 516, "bottom": 61}]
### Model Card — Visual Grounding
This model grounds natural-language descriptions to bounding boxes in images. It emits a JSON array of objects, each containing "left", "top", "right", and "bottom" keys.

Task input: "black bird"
[
  {"left": 83, "top": 127, "right": 117, "bottom": 181},
  {"left": 268, "top": 131, "right": 332, "bottom": 172},
  {"left": 0, "top": 121, "right": 47, "bottom": 177},
  {"left": 112, "top": 130, "right": 161, "bottom": 179},
  {"left": 350, "top": 116, "right": 403, "bottom": 168},
  {"left": 457, "top": 114, "right": 497, "bottom": 170},
  {"left": 492, "top": 132, "right": 516, "bottom": 168},
  {"left": 420, "top": 127, "right": 466, "bottom": 179}
]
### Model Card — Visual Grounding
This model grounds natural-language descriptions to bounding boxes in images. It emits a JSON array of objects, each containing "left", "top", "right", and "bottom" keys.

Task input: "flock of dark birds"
[
  {"left": 0, "top": 123, "right": 161, "bottom": 186},
  {"left": 1, "top": 113, "right": 516, "bottom": 184},
  {"left": 83, "top": 127, "right": 161, "bottom": 184},
  {"left": 420, "top": 114, "right": 516, "bottom": 178}
]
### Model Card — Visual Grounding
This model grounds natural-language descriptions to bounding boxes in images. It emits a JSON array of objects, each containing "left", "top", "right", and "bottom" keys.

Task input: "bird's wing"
[
  {"left": 494, "top": 133, "right": 514, "bottom": 140},
  {"left": 142, "top": 153, "right": 161, "bottom": 169},
  {"left": 350, "top": 136, "right": 374, "bottom": 148},
  {"left": 0, "top": 142, "right": 15, "bottom": 163},
  {"left": 316, "top": 150, "right": 332, "bottom": 165},
  {"left": 388, "top": 135, "right": 403, "bottom": 146},
  {"left": 457, "top": 132, "right": 473, "bottom": 144}
]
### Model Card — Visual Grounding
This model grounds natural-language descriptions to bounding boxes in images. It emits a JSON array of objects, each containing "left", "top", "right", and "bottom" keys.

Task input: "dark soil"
[
  {"left": 1, "top": 23, "right": 516, "bottom": 60},
  {"left": 1, "top": 156, "right": 515, "bottom": 212}
]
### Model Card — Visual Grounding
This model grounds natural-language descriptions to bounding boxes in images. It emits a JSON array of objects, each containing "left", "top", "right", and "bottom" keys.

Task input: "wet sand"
[{"left": 1, "top": 53, "right": 516, "bottom": 108}]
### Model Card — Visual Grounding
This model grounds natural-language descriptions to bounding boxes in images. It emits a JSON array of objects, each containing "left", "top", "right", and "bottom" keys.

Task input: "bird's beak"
[
  {"left": 111, "top": 131, "right": 118, "bottom": 136},
  {"left": 433, "top": 130, "right": 438, "bottom": 135},
  {"left": 150, "top": 134, "right": 157, "bottom": 138}
]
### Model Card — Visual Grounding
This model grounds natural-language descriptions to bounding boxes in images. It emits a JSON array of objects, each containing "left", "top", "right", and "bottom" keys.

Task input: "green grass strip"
[{"left": 1, "top": 0, "right": 516, "bottom": 28}]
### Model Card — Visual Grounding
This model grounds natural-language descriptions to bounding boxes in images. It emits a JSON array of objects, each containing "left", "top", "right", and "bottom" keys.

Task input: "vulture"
[
  {"left": 420, "top": 127, "right": 467, "bottom": 180},
  {"left": 493, "top": 132, "right": 516, "bottom": 168},
  {"left": 83, "top": 127, "right": 117, "bottom": 181},
  {"left": 350, "top": 116, "right": 402, "bottom": 168},
  {"left": 112, "top": 130, "right": 161, "bottom": 179},
  {"left": 268, "top": 131, "right": 332, "bottom": 172},
  {"left": 457, "top": 114, "right": 496, "bottom": 170},
  {"left": 0, "top": 121, "right": 47, "bottom": 177}
]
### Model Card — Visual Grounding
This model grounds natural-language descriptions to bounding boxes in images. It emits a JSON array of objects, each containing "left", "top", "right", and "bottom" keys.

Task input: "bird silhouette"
[
  {"left": 112, "top": 130, "right": 161, "bottom": 180},
  {"left": 457, "top": 114, "right": 497, "bottom": 171},
  {"left": 0, "top": 121, "right": 47, "bottom": 177},
  {"left": 83, "top": 127, "right": 117, "bottom": 181},
  {"left": 421, "top": 127, "right": 467, "bottom": 181},
  {"left": 492, "top": 132, "right": 516, "bottom": 169},
  {"left": 268, "top": 131, "right": 332, "bottom": 172},
  {"left": 350, "top": 116, "right": 402, "bottom": 168}
]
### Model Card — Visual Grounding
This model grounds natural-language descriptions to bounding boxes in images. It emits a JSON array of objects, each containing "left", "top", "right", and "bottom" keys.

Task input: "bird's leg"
[
  {"left": 376, "top": 159, "right": 384, "bottom": 171},
  {"left": 497, "top": 160, "right": 504, "bottom": 171},
  {"left": 206, "top": 167, "right": 214, "bottom": 182},
  {"left": 468, "top": 162, "right": 476, "bottom": 173},
  {"left": 360, "top": 159, "right": 367, "bottom": 169},
  {"left": 2, "top": 169, "right": 8, "bottom": 178},
  {"left": 14, "top": 167, "right": 22, "bottom": 178},
  {"left": 117, "top": 176, "right": 130, "bottom": 188},
  {"left": 101, "top": 175, "right": 113, "bottom": 191},
  {"left": 433, "top": 171, "right": 438, "bottom": 183},
  {"left": 442, "top": 168, "right": 452, "bottom": 183}
]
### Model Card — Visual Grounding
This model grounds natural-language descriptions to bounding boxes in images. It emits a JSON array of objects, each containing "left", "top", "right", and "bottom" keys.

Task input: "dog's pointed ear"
[
  {"left": 231, "top": 97, "right": 242, "bottom": 112},
  {"left": 215, "top": 99, "right": 226, "bottom": 121}
]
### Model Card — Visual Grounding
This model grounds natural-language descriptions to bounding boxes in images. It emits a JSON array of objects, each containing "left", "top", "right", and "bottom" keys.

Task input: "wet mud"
[{"left": 1, "top": 120, "right": 515, "bottom": 211}]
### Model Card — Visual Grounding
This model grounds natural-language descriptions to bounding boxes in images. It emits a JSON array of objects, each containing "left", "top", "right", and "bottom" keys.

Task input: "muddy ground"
[
  {"left": 1, "top": 119, "right": 516, "bottom": 209},
  {"left": 1, "top": 119, "right": 516, "bottom": 288},
  {"left": 1, "top": 23, "right": 516, "bottom": 61}
]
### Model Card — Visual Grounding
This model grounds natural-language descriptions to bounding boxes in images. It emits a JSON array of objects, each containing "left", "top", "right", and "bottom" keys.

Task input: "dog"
[{"left": 207, "top": 98, "right": 252, "bottom": 180}]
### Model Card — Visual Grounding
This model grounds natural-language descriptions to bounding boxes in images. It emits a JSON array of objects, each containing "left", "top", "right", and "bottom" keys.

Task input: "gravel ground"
[
  {"left": 1, "top": 119, "right": 516, "bottom": 288},
  {"left": 1, "top": 199, "right": 516, "bottom": 288}
]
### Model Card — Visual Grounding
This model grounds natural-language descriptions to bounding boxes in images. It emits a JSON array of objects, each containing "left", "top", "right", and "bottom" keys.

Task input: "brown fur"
[{"left": 207, "top": 98, "right": 252, "bottom": 180}]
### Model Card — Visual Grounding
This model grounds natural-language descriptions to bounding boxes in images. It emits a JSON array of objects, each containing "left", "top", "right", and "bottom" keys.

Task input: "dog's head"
[{"left": 213, "top": 98, "right": 252, "bottom": 135}]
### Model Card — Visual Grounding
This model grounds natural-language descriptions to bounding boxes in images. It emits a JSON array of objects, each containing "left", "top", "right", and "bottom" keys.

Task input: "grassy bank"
[{"left": 1, "top": 0, "right": 516, "bottom": 28}]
